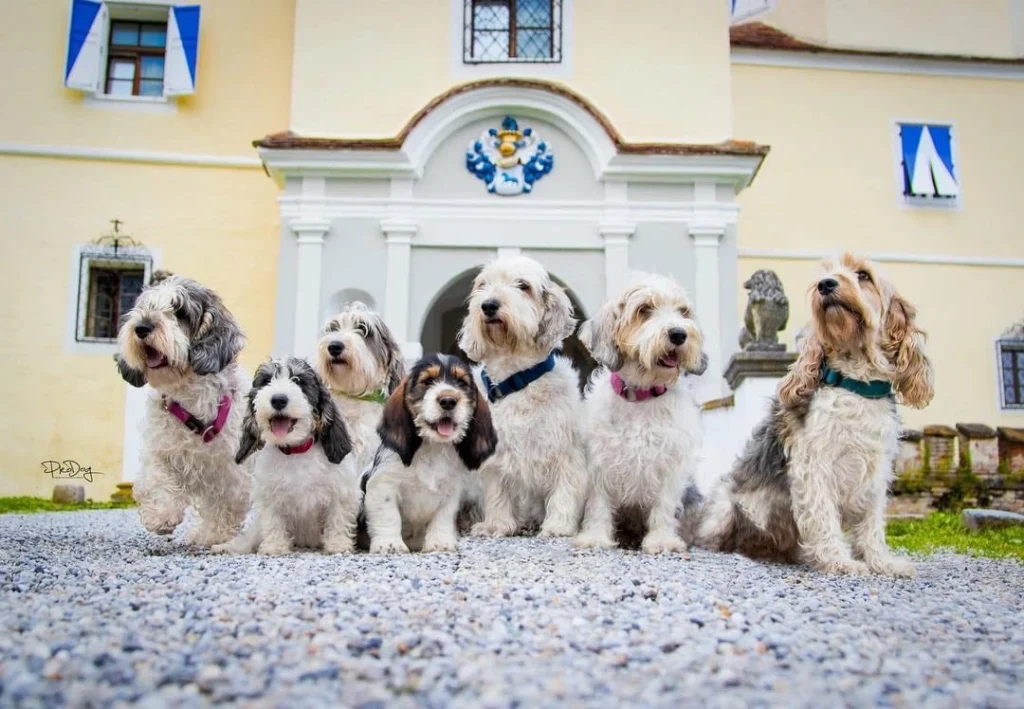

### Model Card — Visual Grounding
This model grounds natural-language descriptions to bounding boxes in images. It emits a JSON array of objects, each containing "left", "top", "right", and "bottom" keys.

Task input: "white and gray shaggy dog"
[
  {"left": 574, "top": 274, "right": 707, "bottom": 553},
  {"left": 116, "top": 276, "right": 251, "bottom": 547},
  {"left": 459, "top": 254, "right": 588, "bottom": 537},
  {"left": 363, "top": 354, "right": 498, "bottom": 554},
  {"left": 699, "top": 254, "right": 934, "bottom": 577},
  {"left": 214, "top": 357, "right": 359, "bottom": 555},
  {"left": 314, "top": 302, "right": 404, "bottom": 475}
]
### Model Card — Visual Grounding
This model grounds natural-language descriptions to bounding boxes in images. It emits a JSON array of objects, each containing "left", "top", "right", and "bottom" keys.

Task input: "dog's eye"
[
  {"left": 515, "top": 280, "right": 531, "bottom": 292},
  {"left": 638, "top": 304, "right": 653, "bottom": 317},
  {"left": 356, "top": 322, "right": 370, "bottom": 338},
  {"left": 325, "top": 322, "right": 339, "bottom": 333},
  {"left": 856, "top": 270, "right": 871, "bottom": 283},
  {"left": 420, "top": 376, "right": 435, "bottom": 388},
  {"left": 678, "top": 308, "right": 690, "bottom": 318}
]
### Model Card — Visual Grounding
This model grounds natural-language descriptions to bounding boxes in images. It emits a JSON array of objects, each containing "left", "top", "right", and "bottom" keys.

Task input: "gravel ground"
[{"left": 0, "top": 510, "right": 1021, "bottom": 708}]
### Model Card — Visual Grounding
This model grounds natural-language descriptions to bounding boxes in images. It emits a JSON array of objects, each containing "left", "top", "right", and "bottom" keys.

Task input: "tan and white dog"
[
  {"left": 459, "top": 255, "right": 588, "bottom": 538},
  {"left": 699, "top": 254, "right": 933, "bottom": 576},
  {"left": 574, "top": 273, "right": 707, "bottom": 553}
]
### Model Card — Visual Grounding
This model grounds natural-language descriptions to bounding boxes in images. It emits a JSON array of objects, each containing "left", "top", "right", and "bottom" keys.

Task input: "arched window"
[{"left": 997, "top": 319, "right": 1024, "bottom": 410}]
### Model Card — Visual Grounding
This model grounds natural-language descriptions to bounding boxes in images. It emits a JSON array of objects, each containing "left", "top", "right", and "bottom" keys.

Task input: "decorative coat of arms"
[{"left": 466, "top": 116, "right": 554, "bottom": 196}]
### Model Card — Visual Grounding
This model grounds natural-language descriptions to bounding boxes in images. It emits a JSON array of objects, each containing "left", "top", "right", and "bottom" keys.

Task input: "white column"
[
  {"left": 291, "top": 218, "right": 331, "bottom": 358},
  {"left": 381, "top": 220, "right": 421, "bottom": 361},
  {"left": 599, "top": 222, "right": 635, "bottom": 300},
  {"left": 690, "top": 182, "right": 727, "bottom": 401}
]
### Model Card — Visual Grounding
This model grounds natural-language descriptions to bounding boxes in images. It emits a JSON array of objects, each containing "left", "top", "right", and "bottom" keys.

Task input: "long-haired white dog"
[
  {"left": 313, "top": 302, "right": 404, "bottom": 474},
  {"left": 214, "top": 357, "right": 359, "bottom": 555},
  {"left": 574, "top": 274, "right": 707, "bottom": 553},
  {"left": 116, "top": 276, "right": 251, "bottom": 547},
  {"left": 458, "top": 254, "right": 587, "bottom": 537},
  {"left": 699, "top": 254, "right": 933, "bottom": 576},
  {"left": 363, "top": 353, "right": 498, "bottom": 553}
]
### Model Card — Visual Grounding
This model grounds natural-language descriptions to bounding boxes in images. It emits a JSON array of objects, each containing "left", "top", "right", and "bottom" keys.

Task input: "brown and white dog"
[{"left": 699, "top": 254, "right": 933, "bottom": 576}]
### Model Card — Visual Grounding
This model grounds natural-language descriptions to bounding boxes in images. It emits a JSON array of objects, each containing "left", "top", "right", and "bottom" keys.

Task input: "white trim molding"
[
  {"left": 0, "top": 143, "right": 261, "bottom": 169},
  {"left": 291, "top": 214, "right": 331, "bottom": 358},
  {"left": 381, "top": 219, "right": 419, "bottom": 357},
  {"left": 599, "top": 221, "right": 635, "bottom": 300},
  {"left": 689, "top": 182, "right": 729, "bottom": 401},
  {"left": 738, "top": 248, "right": 1024, "bottom": 268},
  {"left": 732, "top": 48, "right": 1024, "bottom": 81}
]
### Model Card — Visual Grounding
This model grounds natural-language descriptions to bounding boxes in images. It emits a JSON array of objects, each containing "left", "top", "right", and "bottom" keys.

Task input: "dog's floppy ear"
[
  {"left": 578, "top": 300, "right": 622, "bottom": 371},
  {"left": 189, "top": 295, "right": 246, "bottom": 376},
  {"left": 883, "top": 293, "right": 934, "bottom": 409},
  {"left": 537, "top": 283, "right": 577, "bottom": 354},
  {"left": 115, "top": 355, "right": 146, "bottom": 388},
  {"left": 777, "top": 330, "right": 825, "bottom": 416},
  {"left": 235, "top": 390, "right": 262, "bottom": 464},
  {"left": 457, "top": 320, "right": 484, "bottom": 362},
  {"left": 688, "top": 351, "right": 709, "bottom": 377},
  {"left": 318, "top": 383, "right": 353, "bottom": 464},
  {"left": 377, "top": 378, "right": 421, "bottom": 466},
  {"left": 456, "top": 385, "right": 498, "bottom": 471}
]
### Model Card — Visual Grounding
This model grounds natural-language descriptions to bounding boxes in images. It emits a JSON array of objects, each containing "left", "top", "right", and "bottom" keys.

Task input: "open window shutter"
[
  {"left": 64, "top": 0, "right": 106, "bottom": 91},
  {"left": 165, "top": 5, "right": 201, "bottom": 96}
]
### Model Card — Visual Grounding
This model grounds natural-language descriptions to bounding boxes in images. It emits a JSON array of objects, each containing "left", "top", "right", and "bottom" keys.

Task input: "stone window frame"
[{"left": 997, "top": 335, "right": 1024, "bottom": 411}]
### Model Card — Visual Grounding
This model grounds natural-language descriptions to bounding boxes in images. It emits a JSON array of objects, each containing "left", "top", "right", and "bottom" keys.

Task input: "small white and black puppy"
[
  {"left": 363, "top": 354, "right": 498, "bottom": 554},
  {"left": 314, "top": 302, "right": 405, "bottom": 475},
  {"left": 574, "top": 273, "right": 707, "bottom": 553},
  {"left": 213, "top": 357, "right": 359, "bottom": 555},
  {"left": 116, "top": 275, "right": 251, "bottom": 547}
]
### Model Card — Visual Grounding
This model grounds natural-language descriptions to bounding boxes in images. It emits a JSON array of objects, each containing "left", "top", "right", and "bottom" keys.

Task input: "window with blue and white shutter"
[
  {"left": 64, "top": 1, "right": 200, "bottom": 98},
  {"left": 897, "top": 123, "right": 959, "bottom": 201}
]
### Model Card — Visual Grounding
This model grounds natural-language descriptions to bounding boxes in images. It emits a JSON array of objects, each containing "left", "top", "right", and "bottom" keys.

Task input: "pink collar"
[
  {"left": 163, "top": 394, "right": 232, "bottom": 443},
  {"left": 610, "top": 371, "right": 667, "bottom": 402},
  {"left": 279, "top": 437, "right": 315, "bottom": 455}
]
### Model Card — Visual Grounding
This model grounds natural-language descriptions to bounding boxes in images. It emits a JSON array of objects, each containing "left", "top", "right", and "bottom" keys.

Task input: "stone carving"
[
  {"left": 738, "top": 269, "right": 789, "bottom": 352},
  {"left": 466, "top": 116, "right": 553, "bottom": 196}
]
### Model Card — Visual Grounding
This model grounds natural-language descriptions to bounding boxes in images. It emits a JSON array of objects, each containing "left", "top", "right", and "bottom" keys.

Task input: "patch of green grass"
[
  {"left": 887, "top": 512, "right": 1024, "bottom": 561},
  {"left": 0, "top": 496, "right": 135, "bottom": 515}
]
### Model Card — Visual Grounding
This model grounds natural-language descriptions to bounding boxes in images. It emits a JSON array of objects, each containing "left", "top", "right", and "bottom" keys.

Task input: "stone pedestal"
[
  {"left": 896, "top": 429, "right": 924, "bottom": 476},
  {"left": 956, "top": 423, "right": 998, "bottom": 476},
  {"left": 53, "top": 485, "right": 85, "bottom": 505},
  {"left": 923, "top": 425, "right": 959, "bottom": 474},
  {"left": 723, "top": 350, "right": 798, "bottom": 391},
  {"left": 997, "top": 427, "right": 1024, "bottom": 474},
  {"left": 110, "top": 482, "right": 134, "bottom": 503}
]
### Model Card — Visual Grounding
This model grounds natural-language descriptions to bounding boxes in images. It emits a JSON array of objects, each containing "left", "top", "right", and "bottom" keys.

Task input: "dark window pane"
[
  {"left": 1006, "top": 387, "right": 1018, "bottom": 405},
  {"left": 111, "top": 22, "right": 140, "bottom": 46},
  {"left": 1002, "top": 350, "right": 1014, "bottom": 367},
  {"left": 106, "top": 79, "right": 134, "bottom": 96},
  {"left": 474, "top": 2, "right": 510, "bottom": 30},
  {"left": 89, "top": 270, "right": 119, "bottom": 339},
  {"left": 141, "top": 56, "right": 164, "bottom": 79},
  {"left": 1017, "top": 369, "right": 1024, "bottom": 386},
  {"left": 1015, "top": 350, "right": 1024, "bottom": 367},
  {"left": 517, "top": 29, "right": 552, "bottom": 59},
  {"left": 119, "top": 272, "right": 144, "bottom": 315},
  {"left": 473, "top": 30, "right": 510, "bottom": 60},
  {"left": 140, "top": 25, "right": 167, "bottom": 48},
  {"left": 1004, "top": 367, "right": 1015, "bottom": 383},
  {"left": 139, "top": 80, "right": 163, "bottom": 96},
  {"left": 516, "top": 0, "right": 551, "bottom": 27}
]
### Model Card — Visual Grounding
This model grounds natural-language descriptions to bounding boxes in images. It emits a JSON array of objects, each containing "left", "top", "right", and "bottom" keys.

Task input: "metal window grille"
[
  {"left": 463, "top": 0, "right": 562, "bottom": 64},
  {"left": 997, "top": 340, "right": 1024, "bottom": 410}
]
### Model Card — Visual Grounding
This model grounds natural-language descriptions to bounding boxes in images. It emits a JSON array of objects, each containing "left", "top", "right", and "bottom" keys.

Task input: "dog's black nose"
[
  {"left": 438, "top": 396, "right": 458, "bottom": 411},
  {"left": 668, "top": 328, "right": 687, "bottom": 346},
  {"left": 327, "top": 341, "right": 344, "bottom": 357},
  {"left": 134, "top": 322, "right": 153, "bottom": 339},
  {"left": 270, "top": 394, "right": 288, "bottom": 411},
  {"left": 481, "top": 299, "right": 500, "bottom": 317},
  {"left": 817, "top": 278, "right": 839, "bottom": 296}
]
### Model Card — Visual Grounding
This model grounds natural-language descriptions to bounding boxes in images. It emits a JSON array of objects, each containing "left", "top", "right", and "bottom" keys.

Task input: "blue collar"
[
  {"left": 821, "top": 364, "right": 893, "bottom": 400},
  {"left": 481, "top": 353, "right": 557, "bottom": 403}
]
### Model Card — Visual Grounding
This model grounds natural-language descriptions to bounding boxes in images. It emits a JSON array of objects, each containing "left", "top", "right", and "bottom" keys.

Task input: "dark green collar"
[
  {"left": 340, "top": 390, "right": 387, "bottom": 405},
  {"left": 821, "top": 365, "right": 893, "bottom": 399}
]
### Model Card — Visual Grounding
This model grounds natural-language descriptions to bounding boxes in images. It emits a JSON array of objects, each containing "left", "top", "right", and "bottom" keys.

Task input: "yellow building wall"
[
  {"left": 289, "top": 0, "right": 734, "bottom": 143},
  {"left": 733, "top": 64, "right": 1024, "bottom": 429}
]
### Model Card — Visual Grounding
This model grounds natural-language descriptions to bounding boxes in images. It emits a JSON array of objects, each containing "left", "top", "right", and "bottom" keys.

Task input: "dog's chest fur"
[
  {"left": 586, "top": 371, "right": 701, "bottom": 506},
  {"left": 333, "top": 395, "right": 383, "bottom": 474},
  {"left": 374, "top": 445, "right": 464, "bottom": 529},
  {"left": 478, "top": 359, "right": 584, "bottom": 492}
]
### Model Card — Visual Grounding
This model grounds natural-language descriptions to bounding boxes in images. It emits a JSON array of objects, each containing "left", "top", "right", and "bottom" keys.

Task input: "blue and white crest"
[{"left": 466, "top": 116, "right": 554, "bottom": 196}]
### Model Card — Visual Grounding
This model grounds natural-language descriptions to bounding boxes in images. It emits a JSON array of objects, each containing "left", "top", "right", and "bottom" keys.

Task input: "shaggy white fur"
[
  {"left": 116, "top": 277, "right": 252, "bottom": 547},
  {"left": 574, "top": 274, "right": 707, "bottom": 554},
  {"left": 214, "top": 358, "right": 360, "bottom": 555},
  {"left": 459, "top": 255, "right": 587, "bottom": 538}
]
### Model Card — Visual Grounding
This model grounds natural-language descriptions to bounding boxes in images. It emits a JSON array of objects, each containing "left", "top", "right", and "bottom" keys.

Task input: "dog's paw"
[
  {"left": 538, "top": 524, "right": 577, "bottom": 539},
  {"left": 867, "top": 556, "right": 916, "bottom": 578},
  {"left": 370, "top": 539, "right": 410, "bottom": 554},
  {"left": 640, "top": 533, "right": 687, "bottom": 555},
  {"left": 142, "top": 516, "right": 181, "bottom": 536},
  {"left": 257, "top": 542, "right": 291, "bottom": 556},
  {"left": 818, "top": 559, "right": 870, "bottom": 576},
  {"left": 322, "top": 538, "right": 355, "bottom": 555},
  {"left": 421, "top": 538, "right": 458, "bottom": 554},
  {"left": 573, "top": 532, "right": 616, "bottom": 549},
  {"left": 470, "top": 521, "right": 518, "bottom": 538}
]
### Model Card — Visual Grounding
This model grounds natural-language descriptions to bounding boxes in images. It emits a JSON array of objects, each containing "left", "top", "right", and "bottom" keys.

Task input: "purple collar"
[
  {"left": 163, "top": 394, "right": 232, "bottom": 443},
  {"left": 610, "top": 372, "right": 667, "bottom": 402},
  {"left": 279, "top": 437, "right": 315, "bottom": 456}
]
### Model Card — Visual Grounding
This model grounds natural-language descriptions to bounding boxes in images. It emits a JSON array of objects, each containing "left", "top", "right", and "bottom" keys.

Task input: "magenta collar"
[
  {"left": 610, "top": 372, "right": 667, "bottom": 402},
  {"left": 279, "top": 437, "right": 315, "bottom": 456},
  {"left": 163, "top": 394, "right": 232, "bottom": 443}
]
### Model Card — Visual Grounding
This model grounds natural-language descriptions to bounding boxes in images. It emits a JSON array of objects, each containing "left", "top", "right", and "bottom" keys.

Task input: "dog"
[
  {"left": 213, "top": 357, "right": 358, "bottom": 555},
  {"left": 573, "top": 273, "right": 708, "bottom": 553},
  {"left": 699, "top": 254, "right": 933, "bottom": 577},
  {"left": 314, "top": 302, "right": 404, "bottom": 475},
  {"left": 458, "top": 254, "right": 587, "bottom": 537},
  {"left": 362, "top": 354, "right": 498, "bottom": 553},
  {"left": 115, "top": 276, "right": 251, "bottom": 547}
]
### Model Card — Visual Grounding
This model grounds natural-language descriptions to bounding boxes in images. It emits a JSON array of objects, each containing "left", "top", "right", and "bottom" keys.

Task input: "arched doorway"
[{"left": 419, "top": 267, "right": 597, "bottom": 392}]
